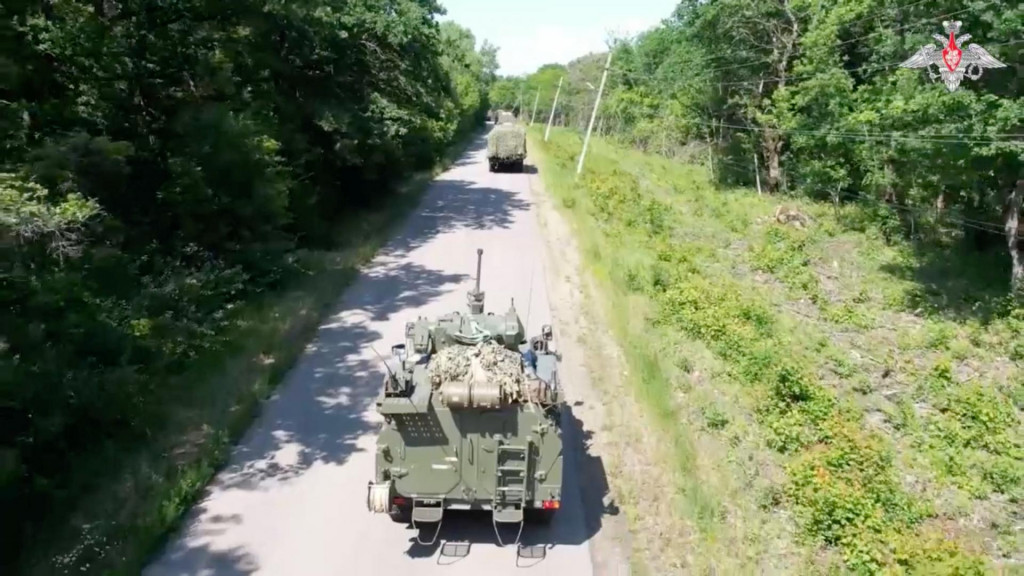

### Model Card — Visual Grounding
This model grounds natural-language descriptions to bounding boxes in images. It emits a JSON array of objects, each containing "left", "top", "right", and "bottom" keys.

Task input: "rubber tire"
[{"left": 524, "top": 508, "right": 556, "bottom": 525}]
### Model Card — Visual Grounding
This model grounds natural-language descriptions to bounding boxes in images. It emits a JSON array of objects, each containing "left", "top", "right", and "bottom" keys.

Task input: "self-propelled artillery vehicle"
[{"left": 366, "top": 249, "right": 564, "bottom": 546}]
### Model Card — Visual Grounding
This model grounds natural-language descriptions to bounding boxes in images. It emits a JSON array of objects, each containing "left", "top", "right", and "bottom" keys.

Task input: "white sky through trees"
[{"left": 438, "top": 0, "right": 679, "bottom": 75}]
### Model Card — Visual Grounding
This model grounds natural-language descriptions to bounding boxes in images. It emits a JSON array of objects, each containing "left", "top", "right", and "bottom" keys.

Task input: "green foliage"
[
  {"left": 524, "top": 0, "right": 1023, "bottom": 284},
  {"left": 519, "top": 3, "right": 1023, "bottom": 562},
  {"left": 488, "top": 77, "right": 524, "bottom": 112},
  {"left": 532, "top": 128, "right": 1017, "bottom": 574},
  {"left": 0, "top": 0, "right": 497, "bottom": 571}
]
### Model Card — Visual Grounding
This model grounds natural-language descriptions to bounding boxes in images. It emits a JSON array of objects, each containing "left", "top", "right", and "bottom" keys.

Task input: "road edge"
[{"left": 525, "top": 152, "right": 640, "bottom": 576}]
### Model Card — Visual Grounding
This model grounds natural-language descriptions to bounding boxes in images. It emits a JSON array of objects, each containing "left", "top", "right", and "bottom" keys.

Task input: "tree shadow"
[
  {"left": 394, "top": 404, "right": 617, "bottom": 567},
  {"left": 209, "top": 263, "right": 470, "bottom": 492},
  {"left": 146, "top": 138, "right": 535, "bottom": 572},
  {"left": 450, "top": 154, "right": 480, "bottom": 169},
  {"left": 379, "top": 179, "right": 531, "bottom": 260},
  {"left": 878, "top": 236, "right": 1015, "bottom": 325},
  {"left": 146, "top": 544, "right": 258, "bottom": 576},
  {"left": 146, "top": 507, "right": 258, "bottom": 576}
]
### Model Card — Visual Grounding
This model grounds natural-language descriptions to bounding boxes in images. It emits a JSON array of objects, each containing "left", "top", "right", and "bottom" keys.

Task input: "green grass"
[
  {"left": 529, "top": 127, "right": 1023, "bottom": 575},
  {"left": 26, "top": 130, "right": 480, "bottom": 576}
]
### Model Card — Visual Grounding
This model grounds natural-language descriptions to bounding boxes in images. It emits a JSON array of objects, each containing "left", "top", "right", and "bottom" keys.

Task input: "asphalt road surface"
[{"left": 144, "top": 133, "right": 603, "bottom": 576}]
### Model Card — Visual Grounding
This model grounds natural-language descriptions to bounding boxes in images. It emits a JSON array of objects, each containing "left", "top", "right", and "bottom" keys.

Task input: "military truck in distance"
[
  {"left": 366, "top": 249, "right": 564, "bottom": 546},
  {"left": 496, "top": 110, "right": 516, "bottom": 124},
  {"left": 486, "top": 123, "right": 527, "bottom": 173}
]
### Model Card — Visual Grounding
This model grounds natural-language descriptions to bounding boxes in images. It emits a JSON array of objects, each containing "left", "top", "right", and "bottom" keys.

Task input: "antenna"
[
  {"left": 370, "top": 344, "right": 397, "bottom": 382},
  {"left": 474, "top": 248, "right": 482, "bottom": 293},
  {"left": 467, "top": 248, "right": 485, "bottom": 314}
]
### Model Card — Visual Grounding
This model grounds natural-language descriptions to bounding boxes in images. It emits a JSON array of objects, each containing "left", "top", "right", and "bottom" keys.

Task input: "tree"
[
  {"left": 0, "top": 1, "right": 498, "bottom": 571},
  {"left": 538, "top": 0, "right": 1022, "bottom": 286}
]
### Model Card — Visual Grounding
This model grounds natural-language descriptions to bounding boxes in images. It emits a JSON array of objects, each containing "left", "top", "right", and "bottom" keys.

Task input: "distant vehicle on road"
[{"left": 486, "top": 123, "right": 527, "bottom": 173}]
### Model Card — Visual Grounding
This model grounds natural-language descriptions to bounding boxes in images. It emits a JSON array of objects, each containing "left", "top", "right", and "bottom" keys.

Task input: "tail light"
[
  {"left": 541, "top": 500, "right": 560, "bottom": 510},
  {"left": 392, "top": 496, "right": 408, "bottom": 507}
]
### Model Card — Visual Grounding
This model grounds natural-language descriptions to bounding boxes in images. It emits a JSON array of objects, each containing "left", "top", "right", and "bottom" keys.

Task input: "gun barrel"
[{"left": 474, "top": 249, "right": 483, "bottom": 292}]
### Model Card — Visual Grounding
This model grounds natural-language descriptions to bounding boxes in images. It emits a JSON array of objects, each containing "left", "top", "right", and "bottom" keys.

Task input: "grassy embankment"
[
  {"left": 528, "top": 126, "right": 1023, "bottom": 575},
  {"left": 27, "top": 131, "right": 482, "bottom": 576}
]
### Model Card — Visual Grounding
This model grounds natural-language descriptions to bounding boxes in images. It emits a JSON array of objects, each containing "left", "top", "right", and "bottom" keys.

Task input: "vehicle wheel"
[
  {"left": 518, "top": 160, "right": 525, "bottom": 172},
  {"left": 389, "top": 506, "right": 412, "bottom": 524},
  {"left": 525, "top": 508, "right": 555, "bottom": 525}
]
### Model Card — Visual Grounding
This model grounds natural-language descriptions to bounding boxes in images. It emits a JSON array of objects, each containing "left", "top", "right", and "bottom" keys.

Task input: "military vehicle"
[
  {"left": 486, "top": 123, "right": 527, "bottom": 173},
  {"left": 366, "top": 249, "right": 564, "bottom": 546}
]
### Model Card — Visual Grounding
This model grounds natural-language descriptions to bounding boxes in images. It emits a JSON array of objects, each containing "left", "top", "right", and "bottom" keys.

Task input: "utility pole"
[
  {"left": 544, "top": 76, "right": 563, "bottom": 142},
  {"left": 576, "top": 50, "right": 613, "bottom": 177},
  {"left": 529, "top": 88, "right": 540, "bottom": 125},
  {"left": 753, "top": 150, "right": 762, "bottom": 195}
]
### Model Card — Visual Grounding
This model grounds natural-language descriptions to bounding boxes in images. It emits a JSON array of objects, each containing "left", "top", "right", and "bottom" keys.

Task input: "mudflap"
[{"left": 411, "top": 498, "right": 444, "bottom": 546}]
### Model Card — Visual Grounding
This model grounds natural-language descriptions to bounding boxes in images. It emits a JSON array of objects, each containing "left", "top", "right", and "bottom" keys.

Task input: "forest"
[
  {"left": 506, "top": 0, "right": 1021, "bottom": 572},
  {"left": 0, "top": 1, "right": 497, "bottom": 572},
  {"left": 493, "top": 0, "right": 1021, "bottom": 288}
]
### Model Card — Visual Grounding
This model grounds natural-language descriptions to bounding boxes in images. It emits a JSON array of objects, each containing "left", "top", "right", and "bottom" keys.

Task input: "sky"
[{"left": 437, "top": 1, "right": 680, "bottom": 76}]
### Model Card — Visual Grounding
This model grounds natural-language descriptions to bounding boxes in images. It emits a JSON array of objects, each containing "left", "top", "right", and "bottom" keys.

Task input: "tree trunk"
[
  {"left": 1005, "top": 179, "right": 1024, "bottom": 293},
  {"left": 883, "top": 158, "right": 897, "bottom": 204},
  {"left": 762, "top": 129, "right": 783, "bottom": 193}
]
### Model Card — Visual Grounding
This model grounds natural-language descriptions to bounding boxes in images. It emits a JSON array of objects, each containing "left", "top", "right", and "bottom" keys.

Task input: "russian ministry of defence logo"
[{"left": 899, "top": 20, "right": 1006, "bottom": 92}]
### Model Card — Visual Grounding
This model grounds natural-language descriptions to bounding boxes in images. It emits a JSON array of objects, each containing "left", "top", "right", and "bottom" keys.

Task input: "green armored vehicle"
[
  {"left": 366, "top": 249, "right": 564, "bottom": 546},
  {"left": 486, "top": 123, "right": 527, "bottom": 173}
]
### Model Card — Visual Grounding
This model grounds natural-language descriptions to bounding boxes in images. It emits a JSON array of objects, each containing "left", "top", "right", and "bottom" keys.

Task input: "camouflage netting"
[
  {"left": 429, "top": 340, "right": 529, "bottom": 402},
  {"left": 497, "top": 111, "right": 516, "bottom": 124},
  {"left": 486, "top": 125, "right": 526, "bottom": 160}
]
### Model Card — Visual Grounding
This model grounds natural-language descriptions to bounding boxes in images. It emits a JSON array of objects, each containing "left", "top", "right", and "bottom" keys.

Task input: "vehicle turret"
[{"left": 369, "top": 248, "right": 563, "bottom": 546}]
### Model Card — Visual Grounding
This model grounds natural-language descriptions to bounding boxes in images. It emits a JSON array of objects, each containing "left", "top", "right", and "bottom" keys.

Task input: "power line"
[
  {"left": 689, "top": 118, "right": 1023, "bottom": 145},
  {"left": 616, "top": 0, "right": 1000, "bottom": 79},
  {"left": 607, "top": 39, "right": 1021, "bottom": 90},
  {"left": 718, "top": 37, "right": 1022, "bottom": 86},
  {"left": 644, "top": 0, "right": 952, "bottom": 72}
]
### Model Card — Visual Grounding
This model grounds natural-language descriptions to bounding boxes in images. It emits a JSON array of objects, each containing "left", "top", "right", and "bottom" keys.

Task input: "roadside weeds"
[
  {"left": 527, "top": 145, "right": 691, "bottom": 576},
  {"left": 526, "top": 127, "right": 1022, "bottom": 575}
]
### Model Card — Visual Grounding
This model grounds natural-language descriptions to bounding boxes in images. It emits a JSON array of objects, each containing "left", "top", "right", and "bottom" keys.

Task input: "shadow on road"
[
  {"left": 201, "top": 142, "right": 533, "bottom": 489},
  {"left": 396, "top": 405, "right": 617, "bottom": 567},
  {"left": 148, "top": 142, "right": 534, "bottom": 572},
  {"left": 381, "top": 181, "right": 531, "bottom": 260},
  {"left": 151, "top": 509, "right": 258, "bottom": 575}
]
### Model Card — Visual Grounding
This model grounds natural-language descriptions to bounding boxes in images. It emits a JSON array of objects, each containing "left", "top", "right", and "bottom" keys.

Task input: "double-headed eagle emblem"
[{"left": 899, "top": 20, "right": 1006, "bottom": 92}]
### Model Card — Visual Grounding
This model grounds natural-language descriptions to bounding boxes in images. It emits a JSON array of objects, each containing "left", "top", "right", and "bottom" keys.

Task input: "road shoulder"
[{"left": 526, "top": 152, "right": 672, "bottom": 576}]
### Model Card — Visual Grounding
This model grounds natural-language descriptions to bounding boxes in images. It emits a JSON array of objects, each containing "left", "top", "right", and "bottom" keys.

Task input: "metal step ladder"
[
  {"left": 492, "top": 442, "right": 529, "bottom": 546},
  {"left": 411, "top": 497, "right": 444, "bottom": 546}
]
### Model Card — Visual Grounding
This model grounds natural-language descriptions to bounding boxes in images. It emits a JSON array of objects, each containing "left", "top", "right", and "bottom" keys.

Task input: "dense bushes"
[
  {"left": 0, "top": 0, "right": 495, "bottom": 568},
  {"left": 512, "top": 0, "right": 1021, "bottom": 287}
]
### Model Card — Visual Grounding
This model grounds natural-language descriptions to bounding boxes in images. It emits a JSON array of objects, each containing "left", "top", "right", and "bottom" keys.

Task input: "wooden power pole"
[
  {"left": 544, "top": 76, "right": 563, "bottom": 142},
  {"left": 576, "top": 51, "right": 613, "bottom": 177}
]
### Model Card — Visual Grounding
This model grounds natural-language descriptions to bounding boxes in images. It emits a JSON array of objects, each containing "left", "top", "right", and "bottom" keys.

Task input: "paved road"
[{"left": 144, "top": 133, "right": 600, "bottom": 575}]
